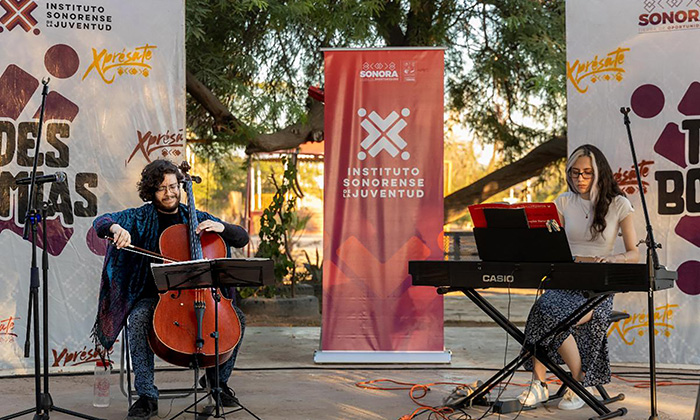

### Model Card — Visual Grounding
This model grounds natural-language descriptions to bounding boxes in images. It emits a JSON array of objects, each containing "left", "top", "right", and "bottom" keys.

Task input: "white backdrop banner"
[
  {"left": 567, "top": 0, "right": 700, "bottom": 366},
  {"left": 0, "top": 0, "right": 185, "bottom": 374}
]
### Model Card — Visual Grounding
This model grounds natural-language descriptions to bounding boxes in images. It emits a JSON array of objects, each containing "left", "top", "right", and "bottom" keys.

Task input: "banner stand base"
[{"left": 313, "top": 350, "right": 451, "bottom": 364}]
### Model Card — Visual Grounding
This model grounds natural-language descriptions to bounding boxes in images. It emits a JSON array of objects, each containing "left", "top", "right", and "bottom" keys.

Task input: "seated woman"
[{"left": 517, "top": 144, "right": 639, "bottom": 410}]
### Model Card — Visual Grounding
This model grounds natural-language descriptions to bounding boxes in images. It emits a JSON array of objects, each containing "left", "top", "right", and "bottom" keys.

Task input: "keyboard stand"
[{"left": 442, "top": 287, "right": 627, "bottom": 420}]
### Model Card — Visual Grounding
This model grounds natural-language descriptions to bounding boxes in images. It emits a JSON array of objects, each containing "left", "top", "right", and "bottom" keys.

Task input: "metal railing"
[{"left": 443, "top": 231, "right": 478, "bottom": 261}]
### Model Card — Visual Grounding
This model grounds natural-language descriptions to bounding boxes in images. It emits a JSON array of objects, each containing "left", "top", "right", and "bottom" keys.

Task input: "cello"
[{"left": 147, "top": 162, "right": 242, "bottom": 368}]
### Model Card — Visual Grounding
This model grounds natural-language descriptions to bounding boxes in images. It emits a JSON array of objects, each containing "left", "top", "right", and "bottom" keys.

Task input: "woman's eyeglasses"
[{"left": 568, "top": 169, "right": 594, "bottom": 180}]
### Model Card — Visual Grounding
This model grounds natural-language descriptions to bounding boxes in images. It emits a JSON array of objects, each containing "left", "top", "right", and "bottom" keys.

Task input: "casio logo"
[{"left": 482, "top": 274, "right": 515, "bottom": 283}]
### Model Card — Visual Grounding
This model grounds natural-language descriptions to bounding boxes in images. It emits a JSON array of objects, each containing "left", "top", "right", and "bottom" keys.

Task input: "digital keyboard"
[{"left": 409, "top": 260, "right": 676, "bottom": 292}]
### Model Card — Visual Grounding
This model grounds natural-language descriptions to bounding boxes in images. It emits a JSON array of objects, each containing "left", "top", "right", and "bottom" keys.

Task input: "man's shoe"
[
  {"left": 517, "top": 380, "right": 549, "bottom": 407},
  {"left": 199, "top": 376, "right": 239, "bottom": 407},
  {"left": 127, "top": 396, "right": 158, "bottom": 420},
  {"left": 218, "top": 382, "right": 240, "bottom": 407}
]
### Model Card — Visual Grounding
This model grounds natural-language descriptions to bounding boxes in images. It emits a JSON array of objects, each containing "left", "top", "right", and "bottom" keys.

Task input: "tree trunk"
[{"left": 444, "top": 136, "right": 567, "bottom": 223}]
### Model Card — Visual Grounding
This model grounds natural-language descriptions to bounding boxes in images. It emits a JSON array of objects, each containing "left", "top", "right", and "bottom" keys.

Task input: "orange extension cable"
[
  {"left": 611, "top": 373, "right": 699, "bottom": 389},
  {"left": 542, "top": 373, "right": 698, "bottom": 389},
  {"left": 354, "top": 376, "right": 576, "bottom": 419},
  {"left": 356, "top": 378, "right": 480, "bottom": 420},
  {"left": 357, "top": 372, "right": 698, "bottom": 420}
]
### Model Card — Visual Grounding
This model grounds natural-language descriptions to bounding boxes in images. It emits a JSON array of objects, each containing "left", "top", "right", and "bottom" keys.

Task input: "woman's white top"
[{"left": 554, "top": 192, "right": 634, "bottom": 258}]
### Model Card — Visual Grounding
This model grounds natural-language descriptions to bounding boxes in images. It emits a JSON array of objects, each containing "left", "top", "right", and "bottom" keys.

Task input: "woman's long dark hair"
[
  {"left": 565, "top": 144, "right": 624, "bottom": 239},
  {"left": 137, "top": 159, "right": 183, "bottom": 202}
]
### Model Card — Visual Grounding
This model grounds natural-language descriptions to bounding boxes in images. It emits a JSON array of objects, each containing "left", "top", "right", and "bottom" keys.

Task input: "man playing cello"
[{"left": 91, "top": 159, "right": 249, "bottom": 420}]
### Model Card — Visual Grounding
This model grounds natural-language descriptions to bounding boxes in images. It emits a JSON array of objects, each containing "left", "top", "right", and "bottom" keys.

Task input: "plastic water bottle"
[{"left": 93, "top": 360, "right": 111, "bottom": 407}]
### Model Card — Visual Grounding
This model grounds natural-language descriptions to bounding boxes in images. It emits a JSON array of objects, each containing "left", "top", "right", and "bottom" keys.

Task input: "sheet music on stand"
[
  {"left": 467, "top": 202, "right": 574, "bottom": 262},
  {"left": 150, "top": 258, "right": 274, "bottom": 292}
]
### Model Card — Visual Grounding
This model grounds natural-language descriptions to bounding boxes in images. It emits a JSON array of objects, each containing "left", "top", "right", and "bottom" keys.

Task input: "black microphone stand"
[
  {"left": 1, "top": 78, "right": 102, "bottom": 420},
  {"left": 620, "top": 107, "right": 678, "bottom": 420}
]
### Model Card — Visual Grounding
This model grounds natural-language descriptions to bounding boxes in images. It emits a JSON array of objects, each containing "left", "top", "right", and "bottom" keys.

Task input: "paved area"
[
  {"left": 444, "top": 290, "right": 535, "bottom": 326},
  {"left": 1, "top": 294, "right": 698, "bottom": 420}
]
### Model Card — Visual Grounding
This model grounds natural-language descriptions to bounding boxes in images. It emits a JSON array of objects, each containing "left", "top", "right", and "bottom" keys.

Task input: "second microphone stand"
[{"left": 620, "top": 107, "right": 678, "bottom": 420}]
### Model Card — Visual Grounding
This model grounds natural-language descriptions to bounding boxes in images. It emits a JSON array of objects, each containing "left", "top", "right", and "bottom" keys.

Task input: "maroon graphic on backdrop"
[
  {"left": 44, "top": 44, "right": 80, "bottom": 79},
  {"left": 631, "top": 82, "right": 700, "bottom": 295},
  {"left": 0, "top": 0, "right": 39, "bottom": 35},
  {"left": 0, "top": 44, "right": 99, "bottom": 256}
]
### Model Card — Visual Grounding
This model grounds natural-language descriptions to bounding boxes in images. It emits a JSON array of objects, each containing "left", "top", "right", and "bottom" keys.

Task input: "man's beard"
[{"left": 154, "top": 195, "right": 180, "bottom": 212}]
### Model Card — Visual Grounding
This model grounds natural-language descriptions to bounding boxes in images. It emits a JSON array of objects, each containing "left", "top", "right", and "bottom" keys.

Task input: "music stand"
[
  {"left": 470, "top": 204, "right": 574, "bottom": 262},
  {"left": 152, "top": 258, "right": 274, "bottom": 292},
  {"left": 150, "top": 258, "right": 273, "bottom": 420}
]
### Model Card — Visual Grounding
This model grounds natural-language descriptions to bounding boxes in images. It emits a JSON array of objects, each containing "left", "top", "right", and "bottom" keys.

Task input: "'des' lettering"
[
  {"left": 0, "top": 121, "right": 98, "bottom": 224},
  {"left": 0, "top": 122, "right": 69, "bottom": 168}
]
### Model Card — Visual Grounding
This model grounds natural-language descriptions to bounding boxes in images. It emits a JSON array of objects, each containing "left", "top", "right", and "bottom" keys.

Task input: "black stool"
[{"left": 549, "top": 310, "right": 630, "bottom": 405}]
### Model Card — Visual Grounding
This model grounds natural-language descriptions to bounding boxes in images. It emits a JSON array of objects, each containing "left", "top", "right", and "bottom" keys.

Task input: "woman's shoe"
[
  {"left": 558, "top": 386, "right": 595, "bottom": 410},
  {"left": 517, "top": 380, "right": 549, "bottom": 406}
]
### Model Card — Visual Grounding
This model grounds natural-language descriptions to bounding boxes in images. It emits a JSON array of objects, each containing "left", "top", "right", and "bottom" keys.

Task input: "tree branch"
[
  {"left": 245, "top": 99, "right": 324, "bottom": 154},
  {"left": 444, "top": 136, "right": 567, "bottom": 223},
  {"left": 187, "top": 69, "right": 323, "bottom": 154},
  {"left": 186, "top": 70, "right": 244, "bottom": 134}
]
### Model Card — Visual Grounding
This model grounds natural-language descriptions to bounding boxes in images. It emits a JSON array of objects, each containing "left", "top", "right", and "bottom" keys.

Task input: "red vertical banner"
[{"left": 316, "top": 48, "right": 447, "bottom": 363}]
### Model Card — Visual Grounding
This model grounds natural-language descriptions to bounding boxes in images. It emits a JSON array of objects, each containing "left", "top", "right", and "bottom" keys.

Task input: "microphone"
[{"left": 15, "top": 171, "right": 67, "bottom": 186}]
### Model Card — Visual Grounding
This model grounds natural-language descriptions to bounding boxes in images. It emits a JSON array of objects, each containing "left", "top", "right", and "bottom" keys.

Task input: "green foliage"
[
  {"left": 446, "top": 1, "right": 567, "bottom": 161},
  {"left": 302, "top": 248, "right": 323, "bottom": 283},
  {"left": 296, "top": 161, "right": 323, "bottom": 199},
  {"left": 239, "top": 284, "right": 278, "bottom": 299},
  {"left": 443, "top": 124, "right": 489, "bottom": 194},
  {"left": 190, "top": 149, "right": 248, "bottom": 218},
  {"left": 185, "top": 0, "right": 383, "bottom": 145},
  {"left": 254, "top": 156, "right": 300, "bottom": 289},
  {"left": 528, "top": 157, "right": 568, "bottom": 203},
  {"left": 185, "top": 0, "right": 567, "bottom": 168}
]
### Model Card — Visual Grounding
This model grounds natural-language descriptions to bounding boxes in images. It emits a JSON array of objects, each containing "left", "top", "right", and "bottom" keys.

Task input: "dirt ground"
[
  {"left": 1, "top": 325, "right": 698, "bottom": 420},
  {"left": 1, "top": 293, "right": 698, "bottom": 420}
]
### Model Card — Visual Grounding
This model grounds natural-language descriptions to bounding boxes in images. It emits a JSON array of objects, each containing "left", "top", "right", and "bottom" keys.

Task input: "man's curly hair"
[{"left": 137, "top": 160, "right": 184, "bottom": 202}]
